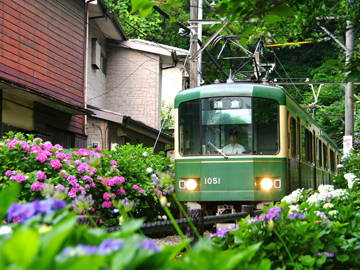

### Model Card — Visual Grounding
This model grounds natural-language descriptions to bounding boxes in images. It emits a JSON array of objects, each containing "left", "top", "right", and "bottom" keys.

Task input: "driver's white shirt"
[{"left": 222, "top": 143, "right": 246, "bottom": 154}]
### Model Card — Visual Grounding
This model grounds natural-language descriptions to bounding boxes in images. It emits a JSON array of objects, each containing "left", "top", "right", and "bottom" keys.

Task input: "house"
[
  {"left": 0, "top": 0, "right": 91, "bottom": 148},
  {"left": 86, "top": 1, "right": 188, "bottom": 151},
  {"left": 0, "top": 0, "right": 187, "bottom": 151}
]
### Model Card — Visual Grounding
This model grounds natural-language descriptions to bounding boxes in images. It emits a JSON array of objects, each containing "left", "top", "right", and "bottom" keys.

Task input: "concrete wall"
[
  {"left": 106, "top": 47, "right": 161, "bottom": 130},
  {"left": 87, "top": 23, "right": 107, "bottom": 108}
]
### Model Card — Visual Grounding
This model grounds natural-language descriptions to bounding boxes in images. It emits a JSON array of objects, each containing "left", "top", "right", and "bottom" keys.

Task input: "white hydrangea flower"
[
  {"left": 289, "top": 204, "right": 300, "bottom": 213},
  {"left": 328, "top": 210, "right": 338, "bottom": 216},
  {"left": 323, "top": 203, "right": 334, "bottom": 209},
  {"left": 0, "top": 226, "right": 12, "bottom": 235},
  {"left": 344, "top": 173, "right": 359, "bottom": 189},
  {"left": 318, "top": 185, "right": 334, "bottom": 193},
  {"left": 281, "top": 188, "right": 304, "bottom": 204},
  {"left": 146, "top": 167, "right": 153, "bottom": 173},
  {"left": 337, "top": 164, "right": 344, "bottom": 169},
  {"left": 142, "top": 152, "right": 148, "bottom": 157},
  {"left": 330, "top": 189, "right": 349, "bottom": 201}
]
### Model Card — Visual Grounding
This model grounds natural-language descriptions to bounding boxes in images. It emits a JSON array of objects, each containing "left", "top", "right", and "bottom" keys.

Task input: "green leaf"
[
  {"left": 299, "top": 255, "right": 316, "bottom": 267},
  {"left": 120, "top": 218, "right": 145, "bottom": 235},
  {"left": 0, "top": 183, "right": 20, "bottom": 221},
  {"left": 263, "top": 14, "right": 282, "bottom": 24},
  {"left": 315, "top": 255, "right": 327, "bottom": 268},
  {"left": 264, "top": 242, "right": 277, "bottom": 250},
  {"left": 139, "top": 2, "right": 156, "bottom": 19},
  {"left": 336, "top": 254, "right": 349, "bottom": 262},
  {"left": 33, "top": 216, "right": 77, "bottom": 270},
  {"left": 4, "top": 228, "right": 40, "bottom": 269},
  {"left": 57, "top": 255, "right": 106, "bottom": 270},
  {"left": 257, "top": 258, "right": 271, "bottom": 269},
  {"left": 270, "top": 5, "right": 294, "bottom": 17}
]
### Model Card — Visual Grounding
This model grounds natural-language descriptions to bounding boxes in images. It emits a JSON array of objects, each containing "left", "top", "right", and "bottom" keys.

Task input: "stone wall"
[{"left": 106, "top": 47, "right": 161, "bottom": 130}]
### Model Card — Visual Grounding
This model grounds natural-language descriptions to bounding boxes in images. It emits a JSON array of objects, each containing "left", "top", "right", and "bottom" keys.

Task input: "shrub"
[
  {"left": 0, "top": 132, "right": 176, "bottom": 227},
  {"left": 211, "top": 185, "right": 360, "bottom": 269}
]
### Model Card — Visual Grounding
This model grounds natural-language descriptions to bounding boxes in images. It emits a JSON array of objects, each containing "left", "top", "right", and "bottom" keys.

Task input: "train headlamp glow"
[
  {"left": 185, "top": 179, "right": 197, "bottom": 191},
  {"left": 261, "top": 178, "right": 273, "bottom": 190}
]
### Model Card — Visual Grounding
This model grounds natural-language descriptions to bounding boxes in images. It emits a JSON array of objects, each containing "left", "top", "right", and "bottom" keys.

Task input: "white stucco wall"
[
  {"left": 161, "top": 62, "right": 184, "bottom": 105},
  {"left": 87, "top": 23, "right": 107, "bottom": 108}
]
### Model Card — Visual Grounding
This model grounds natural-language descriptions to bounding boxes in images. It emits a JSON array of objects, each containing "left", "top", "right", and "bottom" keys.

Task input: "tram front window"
[
  {"left": 178, "top": 96, "right": 279, "bottom": 156},
  {"left": 202, "top": 97, "right": 252, "bottom": 155}
]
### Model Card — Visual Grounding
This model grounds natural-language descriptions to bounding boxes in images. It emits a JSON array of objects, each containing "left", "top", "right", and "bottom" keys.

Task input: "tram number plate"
[{"left": 204, "top": 178, "right": 221, "bottom": 185}]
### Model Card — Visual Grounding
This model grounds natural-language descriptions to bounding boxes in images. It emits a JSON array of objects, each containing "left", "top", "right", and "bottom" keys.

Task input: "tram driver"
[{"left": 222, "top": 129, "right": 246, "bottom": 154}]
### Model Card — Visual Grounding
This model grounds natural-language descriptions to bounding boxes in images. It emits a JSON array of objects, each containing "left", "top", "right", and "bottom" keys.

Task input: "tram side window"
[
  {"left": 301, "top": 127, "right": 306, "bottom": 161},
  {"left": 330, "top": 149, "right": 335, "bottom": 173},
  {"left": 253, "top": 98, "right": 279, "bottom": 154},
  {"left": 317, "top": 139, "right": 322, "bottom": 168},
  {"left": 323, "top": 143, "right": 328, "bottom": 170},
  {"left": 179, "top": 100, "right": 201, "bottom": 155},
  {"left": 290, "top": 117, "right": 296, "bottom": 158}
]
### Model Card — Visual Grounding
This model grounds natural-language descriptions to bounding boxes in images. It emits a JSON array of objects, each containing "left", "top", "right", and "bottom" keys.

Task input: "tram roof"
[
  {"left": 175, "top": 83, "right": 339, "bottom": 150},
  {"left": 174, "top": 83, "right": 286, "bottom": 108}
]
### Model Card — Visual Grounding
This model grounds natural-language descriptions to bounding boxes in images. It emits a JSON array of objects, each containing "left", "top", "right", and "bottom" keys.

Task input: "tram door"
[{"left": 288, "top": 115, "right": 301, "bottom": 191}]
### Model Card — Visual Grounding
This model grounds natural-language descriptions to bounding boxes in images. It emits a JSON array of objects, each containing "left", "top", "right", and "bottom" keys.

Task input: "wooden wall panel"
[{"left": 0, "top": 0, "right": 85, "bottom": 107}]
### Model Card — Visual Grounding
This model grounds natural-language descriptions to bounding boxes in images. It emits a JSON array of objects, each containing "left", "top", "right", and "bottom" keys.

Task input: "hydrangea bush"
[
  {"left": 211, "top": 184, "right": 360, "bottom": 269},
  {"left": 0, "top": 132, "right": 176, "bottom": 226}
]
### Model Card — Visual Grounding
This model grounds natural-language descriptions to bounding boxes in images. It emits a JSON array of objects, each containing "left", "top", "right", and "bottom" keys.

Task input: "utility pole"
[
  {"left": 345, "top": 19, "right": 354, "bottom": 136},
  {"left": 190, "top": 0, "right": 198, "bottom": 88},
  {"left": 343, "top": 19, "right": 354, "bottom": 155},
  {"left": 197, "top": 0, "right": 203, "bottom": 86}
]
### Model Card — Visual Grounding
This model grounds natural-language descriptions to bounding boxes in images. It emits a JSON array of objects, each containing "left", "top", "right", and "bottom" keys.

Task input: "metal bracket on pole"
[
  {"left": 317, "top": 23, "right": 351, "bottom": 54},
  {"left": 189, "top": 21, "right": 228, "bottom": 61}
]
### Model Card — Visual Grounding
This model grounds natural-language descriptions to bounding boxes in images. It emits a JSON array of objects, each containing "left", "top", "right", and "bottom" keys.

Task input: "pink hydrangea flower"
[
  {"left": 90, "top": 182, "right": 95, "bottom": 188},
  {"left": 102, "top": 201, "right": 112, "bottom": 208},
  {"left": 118, "top": 188, "right": 126, "bottom": 195},
  {"left": 94, "top": 147, "right": 101, "bottom": 151},
  {"left": 50, "top": 159, "right": 62, "bottom": 169},
  {"left": 103, "top": 192, "right": 111, "bottom": 201},
  {"left": 42, "top": 141, "right": 53, "bottom": 151},
  {"left": 110, "top": 160, "right": 117, "bottom": 166},
  {"left": 139, "top": 189, "right": 144, "bottom": 194},
  {"left": 15, "top": 174, "right": 27, "bottom": 183},
  {"left": 157, "top": 190, "right": 162, "bottom": 197},
  {"left": 132, "top": 185, "right": 139, "bottom": 190},
  {"left": 89, "top": 207, "right": 95, "bottom": 211},
  {"left": 35, "top": 152, "right": 47, "bottom": 163},
  {"left": 31, "top": 181, "right": 43, "bottom": 192},
  {"left": 36, "top": 171, "right": 47, "bottom": 180},
  {"left": 5, "top": 170, "right": 12, "bottom": 176},
  {"left": 56, "top": 152, "right": 66, "bottom": 159},
  {"left": 13, "top": 216, "right": 21, "bottom": 223},
  {"left": 85, "top": 184, "right": 90, "bottom": 189},
  {"left": 55, "top": 184, "right": 64, "bottom": 190}
]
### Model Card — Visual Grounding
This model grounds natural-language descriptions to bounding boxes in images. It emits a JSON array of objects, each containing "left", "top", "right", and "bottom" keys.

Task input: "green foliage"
[{"left": 161, "top": 100, "right": 175, "bottom": 132}]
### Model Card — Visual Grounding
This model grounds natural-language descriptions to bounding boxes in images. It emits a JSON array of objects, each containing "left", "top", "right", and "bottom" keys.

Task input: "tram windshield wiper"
[{"left": 208, "top": 141, "right": 228, "bottom": 159}]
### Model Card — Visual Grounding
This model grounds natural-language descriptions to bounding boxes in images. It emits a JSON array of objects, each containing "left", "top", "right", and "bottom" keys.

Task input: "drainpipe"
[{"left": 84, "top": 0, "right": 95, "bottom": 135}]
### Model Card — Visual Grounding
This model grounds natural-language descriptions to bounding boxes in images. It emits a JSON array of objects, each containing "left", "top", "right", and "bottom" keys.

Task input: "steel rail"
[{"left": 104, "top": 210, "right": 264, "bottom": 234}]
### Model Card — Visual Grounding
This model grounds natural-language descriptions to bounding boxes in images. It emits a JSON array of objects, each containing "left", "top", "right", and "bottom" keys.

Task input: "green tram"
[{"left": 174, "top": 83, "right": 339, "bottom": 214}]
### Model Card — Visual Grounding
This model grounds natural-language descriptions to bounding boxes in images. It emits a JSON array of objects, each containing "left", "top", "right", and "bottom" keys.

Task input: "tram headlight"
[
  {"left": 185, "top": 179, "right": 197, "bottom": 191},
  {"left": 260, "top": 178, "right": 273, "bottom": 190}
]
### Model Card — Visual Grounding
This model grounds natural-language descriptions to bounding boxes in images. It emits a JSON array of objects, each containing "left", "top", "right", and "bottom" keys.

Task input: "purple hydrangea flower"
[
  {"left": 5, "top": 170, "right": 12, "bottom": 176},
  {"left": 263, "top": 206, "right": 284, "bottom": 222},
  {"left": 289, "top": 213, "right": 304, "bottom": 220},
  {"left": 136, "top": 239, "right": 161, "bottom": 252}
]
